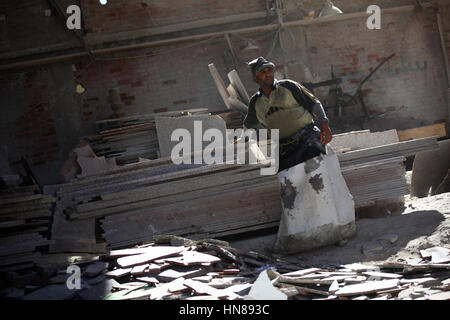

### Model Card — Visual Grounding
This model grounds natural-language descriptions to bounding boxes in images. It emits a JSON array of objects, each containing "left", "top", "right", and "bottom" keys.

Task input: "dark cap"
[{"left": 248, "top": 56, "right": 275, "bottom": 77}]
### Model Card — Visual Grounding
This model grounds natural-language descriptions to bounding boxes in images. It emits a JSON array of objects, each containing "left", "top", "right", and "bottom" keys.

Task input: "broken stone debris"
[{"left": 2, "top": 235, "right": 449, "bottom": 300}]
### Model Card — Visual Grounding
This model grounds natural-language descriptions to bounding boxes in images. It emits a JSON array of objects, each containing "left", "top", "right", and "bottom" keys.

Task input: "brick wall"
[
  {"left": 0, "top": 68, "right": 58, "bottom": 183},
  {"left": 0, "top": 0, "right": 81, "bottom": 56},
  {"left": 0, "top": 62, "right": 88, "bottom": 185},
  {"left": 75, "top": 39, "right": 228, "bottom": 120},
  {"left": 82, "top": 0, "right": 267, "bottom": 35},
  {"left": 299, "top": 7, "right": 448, "bottom": 132}
]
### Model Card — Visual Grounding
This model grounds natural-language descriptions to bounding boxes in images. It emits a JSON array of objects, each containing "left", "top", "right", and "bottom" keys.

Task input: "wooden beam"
[
  {"left": 84, "top": 11, "right": 272, "bottom": 46},
  {"left": 0, "top": 3, "right": 432, "bottom": 71},
  {"left": 208, "top": 63, "right": 232, "bottom": 110},
  {"left": 228, "top": 70, "right": 250, "bottom": 105},
  {"left": 397, "top": 123, "right": 447, "bottom": 141}
]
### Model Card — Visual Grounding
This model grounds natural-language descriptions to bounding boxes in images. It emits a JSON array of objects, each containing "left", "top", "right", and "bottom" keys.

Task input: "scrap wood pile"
[
  {"left": 60, "top": 108, "right": 243, "bottom": 181},
  {"left": 12, "top": 236, "right": 450, "bottom": 300},
  {"left": 50, "top": 146, "right": 281, "bottom": 251},
  {"left": 0, "top": 184, "right": 55, "bottom": 272},
  {"left": 336, "top": 136, "right": 440, "bottom": 167},
  {"left": 331, "top": 129, "right": 440, "bottom": 208},
  {"left": 340, "top": 157, "right": 408, "bottom": 208},
  {"left": 49, "top": 128, "right": 442, "bottom": 252},
  {"left": 82, "top": 108, "right": 212, "bottom": 167}
]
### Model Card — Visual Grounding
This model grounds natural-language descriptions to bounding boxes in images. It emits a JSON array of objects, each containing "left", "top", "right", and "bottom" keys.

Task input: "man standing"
[{"left": 244, "top": 56, "right": 332, "bottom": 172}]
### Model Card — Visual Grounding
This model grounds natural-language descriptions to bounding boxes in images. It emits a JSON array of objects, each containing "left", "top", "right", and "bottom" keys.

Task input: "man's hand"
[{"left": 320, "top": 122, "right": 332, "bottom": 145}]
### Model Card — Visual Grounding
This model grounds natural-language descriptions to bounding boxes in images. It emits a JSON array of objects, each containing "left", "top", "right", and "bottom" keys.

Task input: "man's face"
[{"left": 254, "top": 67, "right": 274, "bottom": 89}]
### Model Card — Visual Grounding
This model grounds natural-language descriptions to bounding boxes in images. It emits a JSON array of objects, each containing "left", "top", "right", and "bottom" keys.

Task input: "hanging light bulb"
[
  {"left": 76, "top": 83, "right": 86, "bottom": 94},
  {"left": 319, "top": 1, "right": 343, "bottom": 17},
  {"left": 99, "top": 0, "right": 108, "bottom": 5}
]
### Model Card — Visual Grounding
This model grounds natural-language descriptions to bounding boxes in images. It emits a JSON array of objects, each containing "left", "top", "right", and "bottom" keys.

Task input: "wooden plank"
[
  {"left": 157, "top": 267, "right": 209, "bottom": 282},
  {"left": 362, "top": 271, "right": 403, "bottom": 279},
  {"left": 85, "top": 11, "right": 270, "bottom": 46},
  {"left": 403, "top": 263, "right": 450, "bottom": 271},
  {"left": 352, "top": 295, "right": 369, "bottom": 300},
  {"left": 131, "top": 264, "right": 149, "bottom": 275},
  {"left": 375, "top": 285, "right": 408, "bottom": 295},
  {"left": 191, "top": 275, "right": 213, "bottom": 283},
  {"left": 74, "top": 169, "right": 265, "bottom": 216},
  {"left": 0, "top": 239, "right": 53, "bottom": 256},
  {"left": 107, "top": 247, "right": 161, "bottom": 258},
  {"left": 167, "top": 277, "right": 188, "bottom": 293},
  {"left": 342, "top": 263, "right": 380, "bottom": 272},
  {"left": 0, "top": 252, "right": 41, "bottom": 267},
  {"left": 0, "top": 185, "right": 39, "bottom": 197},
  {"left": 0, "top": 220, "right": 26, "bottom": 229},
  {"left": 228, "top": 70, "right": 250, "bottom": 105},
  {"left": 105, "top": 199, "right": 280, "bottom": 243},
  {"left": 94, "top": 108, "right": 208, "bottom": 125},
  {"left": 0, "top": 201, "right": 52, "bottom": 215},
  {"left": 135, "top": 276, "right": 159, "bottom": 284},
  {"left": 279, "top": 275, "right": 335, "bottom": 285},
  {"left": 183, "top": 279, "right": 233, "bottom": 299},
  {"left": 0, "top": 232, "right": 44, "bottom": 244},
  {"left": 318, "top": 272, "right": 358, "bottom": 277},
  {"left": 100, "top": 179, "right": 279, "bottom": 229},
  {"left": 104, "top": 268, "right": 132, "bottom": 278},
  {"left": 0, "top": 194, "right": 44, "bottom": 205},
  {"left": 290, "top": 273, "right": 328, "bottom": 280},
  {"left": 70, "top": 141, "right": 263, "bottom": 189},
  {"left": 281, "top": 268, "right": 322, "bottom": 277},
  {"left": 82, "top": 176, "right": 270, "bottom": 220},
  {"left": 398, "top": 123, "right": 447, "bottom": 141},
  {"left": 112, "top": 282, "right": 148, "bottom": 291},
  {"left": 162, "top": 251, "right": 221, "bottom": 266},
  {"left": 425, "top": 291, "right": 450, "bottom": 300},
  {"left": 100, "top": 187, "right": 282, "bottom": 247},
  {"left": 0, "top": 262, "right": 35, "bottom": 272},
  {"left": 337, "top": 137, "right": 439, "bottom": 166},
  {"left": 399, "top": 277, "right": 438, "bottom": 286},
  {"left": 64, "top": 163, "right": 241, "bottom": 197},
  {"left": 277, "top": 283, "right": 329, "bottom": 296},
  {"left": 147, "top": 263, "right": 164, "bottom": 273},
  {"left": 116, "top": 246, "right": 184, "bottom": 267},
  {"left": 208, "top": 63, "right": 232, "bottom": 110},
  {"left": 104, "top": 284, "right": 162, "bottom": 300},
  {"left": 321, "top": 275, "right": 355, "bottom": 282},
  {"left": 335, "top": 280, "right": 399, "bottom": 296},
  {"left": 0, "top": 209, "right": 52, "bottom": 220}
]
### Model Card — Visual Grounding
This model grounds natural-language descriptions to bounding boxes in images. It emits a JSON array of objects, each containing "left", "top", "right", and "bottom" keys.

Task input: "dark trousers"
[{"left": 278, "top": 124, "right": 326, "bottom": 172}]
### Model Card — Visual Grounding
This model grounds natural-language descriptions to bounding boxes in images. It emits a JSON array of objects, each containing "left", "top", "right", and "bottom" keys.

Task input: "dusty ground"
[{"left": 229, "top": 191, "right": 450, "bottom": 268}]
